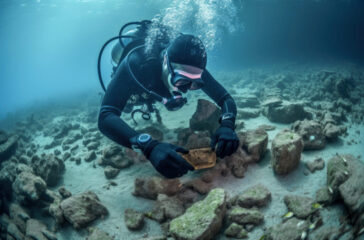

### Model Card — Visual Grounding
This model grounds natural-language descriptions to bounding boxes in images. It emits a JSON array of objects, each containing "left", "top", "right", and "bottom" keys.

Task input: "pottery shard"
[
  {"left": 228, "top": 207, "right": 264, "bottom": 225},
  {"left": 291, "top": 120, "right": 326, "bottom": 150},
  {"left": 169, "top": 188, "right": 226, "bottom": 240},
  {"left": 240, "top": 129, "right": 268, "bottom": 162},
  {"left": 181, "top": 148, "right": 216, "bottom": 170},
  {"left": 271, "top": 130, "right": 303, "bottom": 175},
  {"left": 283, "top": 195, "right": 317, "bottom": 219},
  {"left": 189, "top": 99, "right": 221, "bottom": 134},
  {"left": 265, "top": 217, "right": 308, "bottom": 240},
  {"left": 60, "top": 191, "right": 108, "bottom": 229},
  {"left": 237, "top": 184, "right": 271, "bottom": 208},
  {"left": 133, "top": 177, "right": 182, "bottom": 200}
]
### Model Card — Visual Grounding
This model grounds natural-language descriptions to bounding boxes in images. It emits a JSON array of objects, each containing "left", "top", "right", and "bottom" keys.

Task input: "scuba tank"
[{"left": 97, "top": 20, "right": 152, "bottom": 92}]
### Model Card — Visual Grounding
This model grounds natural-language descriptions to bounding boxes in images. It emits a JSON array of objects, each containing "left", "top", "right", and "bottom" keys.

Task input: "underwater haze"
[
  {"left": 1, "top": 1, "right": 364, "bottom": 240},
  {"left": 1, "top": 0, "right": 364, "bottom": 118}
]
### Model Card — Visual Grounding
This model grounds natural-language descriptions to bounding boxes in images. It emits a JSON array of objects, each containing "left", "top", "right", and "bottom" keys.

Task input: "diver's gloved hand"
[
  {"left": 211, "top": 119, "right": 240, "bottom": 158},
  {"left": 142, "top": 141, "right": 194, "bottom": 178}
]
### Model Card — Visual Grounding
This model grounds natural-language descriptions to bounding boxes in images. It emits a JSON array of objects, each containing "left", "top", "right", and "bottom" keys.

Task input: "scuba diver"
[{"left": 98, "top": 21, "right": 239, "bottom": 178}]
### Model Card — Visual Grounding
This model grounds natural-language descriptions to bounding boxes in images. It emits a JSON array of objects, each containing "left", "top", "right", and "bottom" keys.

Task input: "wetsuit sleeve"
[
  {"left": 98, "top": 61, "right": 139, "bottom": 148},
  {"left": 201, "top": 70, "right": 237, "bottom": 122}
]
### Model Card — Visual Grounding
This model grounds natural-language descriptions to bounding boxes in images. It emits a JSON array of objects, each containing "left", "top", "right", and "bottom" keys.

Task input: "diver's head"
[{"left": 162, "top": 34, "right": 206, "bottom": 94}]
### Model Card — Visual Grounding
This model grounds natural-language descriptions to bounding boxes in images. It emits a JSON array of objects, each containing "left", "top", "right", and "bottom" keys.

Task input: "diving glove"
[
  {"left": 211, "top": 114, "right": 240, "bottom": 158},
  {"left": 130, "top": 134, "right": 194, "bottom": 178}
]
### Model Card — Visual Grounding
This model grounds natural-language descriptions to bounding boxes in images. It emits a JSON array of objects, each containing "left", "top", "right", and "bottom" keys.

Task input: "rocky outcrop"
[
  {"left": 284, "top": 195, "right": 317, "bottom": 219},
  {"left": 133, "top": 177, "right": 182, "bottom": 200},
  {"left": 60, "top": 191, "right": 108, "bottom": 229},
  {"left": 271, "top": 130, "right": 303, "bottom": 175},
  {"left": 189, "top": 99, "right": 221, "bottom": 134},
  {"left": 31, "top": 154, "right": 65, "bottom": 187},
  {"left": 263, "top": 101, "right": 312, "bottom": 124},
  {"left": 13, "top": 171, "right": 47, "bottom": 204},
  {"left": 228, "top": 207, "right": 264, "bottom": 225},
  {"left": 240, "top": 129, "right": 268, "bottom": 162},
  {"left": 237, "top": 184, "right": 271, "bottom": 208},
  {"left": 169, "top": 188, "right": 226, "bottom": 240},
  {"left": 0, "top": 133, "right": 18, "bottom": 161},
  {"left": 124, "top": 208, "right": 145, "bottom": 230},
  {"left": 265, "top": 217, "right": 308, "bottom": 240},
  {"left": 291, "top": 120, "right": 326, "bottom": 150},
  {"left": 305, "top": 158, "right": 325, "bottom": 173},
  {"left": 100, "top": 145, "right": 133, "bottom": 169}
]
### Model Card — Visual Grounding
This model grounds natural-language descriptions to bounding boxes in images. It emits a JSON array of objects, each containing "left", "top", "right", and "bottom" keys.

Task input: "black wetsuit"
[{"left": 98, "top": 46, "right": 237, "bottom": 148}]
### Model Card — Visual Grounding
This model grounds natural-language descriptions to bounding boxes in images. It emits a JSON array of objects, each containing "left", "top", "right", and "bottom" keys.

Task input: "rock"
[
  {"left": 101, "top": 146, "right": 133, "bottom": 169},
  {"left": 332, "top": 155, "right": 364, "bottom": 218},
  {"left": 63, "top": 132, "right": 82, "bottom": 145},
  {"left": 75, "top": 157, "right": 81, "bottom": 165},
  {"left": 85, "top": 151, "right": 96, "bottom": 162},
  {"left": 263, "top": 102, "right": 311, "bottom": 124},
  {"left": 0, "top": 214, "right": 25, "bottom": 240},
  {"left": 240, "top": 129, "right": 268, "bottom": 162},
  {"left": 31, "top": 154, "right": 65, "bottom": 187},
  {"left": 305, "top": 158, "right": 325, "bottom": 173},
  {"left": 0, "top": 130, "right": 8, "bottom": 144},
  {"left": 0, "top": 134, "right": 18, "bottom": 161},
  {"left": 315, "top": 187, "right": 334, "bottom": 205},
  {"left": 291, "top": 120, "right": 326, "bottom": 150},
  {"left": 271, "top": 130, "right": 303, "bottom": 175},
  {"left": 324, "top": 123, "right": 346, "bottom": 140},
  {"left": 237, "top": 184, "right": 271, "bottom": 208},
  {"left": 224, "top": 148, "right": 250, "bottom": 178},
  {"left": 87, "top": 141, "right": 99, "bottom": 150},
  {"left": 13, "top": 171, "right": 47, "bottom": 204},
  {"left": 237, "top": 108, "right": 260, "bottom": 119},
  {"left": 265, "top": 217, "right": 308, "bottom": 240},
  {"left": 184, "top": 179, "right": 212, "bottom": 195},
  {"left": 184, "top": 131, "right": 211, "bottom": 149},
  {"left": 175, "top": 188, "right": 199, "bottom": 206},
  {"left": 63, "top": 152, "right": 71, "bottom": 161},
  {"left": 236, "top": 95, "right": 260, "bottom": 108},
  {"left": 124, "top": 208, "right": 144, "bottom": 230},
  {"left": 148, "top": 194, "right": 185, "bottom": 222},
  {"left": 228, "top": 207, "right": 264, "bottom": 225},
  {"left": 224, "top": 222, "right": 248, "bottom": 239},
  {"left": 49, "top": 198, "right": 64, "bottom": 226},
  {"left": 104, "top": 166, "right": 120, "bottom": 179},
  {"left": 133, "top": 177, "right": 182, "bottom": 200},
  {"left": 60, "top": 191, "right": 108, "bottom": 229},
  {"left": 169, "top": 188, "right": 226, "bottom": 240},
  {"left": 189, "top": 99, "right": 221, "bottom": 134},
  {"left": 257, "top": 124, "right": 276, "bottom": 131},
  {"left": 87, "top": 227, "right": 113, "bottom": 240},
  {"left": 26, "top": 218, "right": 57, "bottom": 240},
  {"left": 327, "top": 154, "right": 350, "bottom": 196},
  {"left": 284, "top": 195, "right": 317, "bottom": 219},
  {"left": 9, "top": 203, "right": 30, "bottom": 233},
  {"left": 58, "top": 186, "right": 72, "bottom": 199},
  {"left": 44, "top": 139, "right": 62, "bottom": 150},
  {"left": 261, "top": 98, "right": 282, "bottom": 108}
]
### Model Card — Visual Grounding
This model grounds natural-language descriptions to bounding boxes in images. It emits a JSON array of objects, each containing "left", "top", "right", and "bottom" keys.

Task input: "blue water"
[{"left": 1, "top": 0, "right": 363, "bottom": 118}]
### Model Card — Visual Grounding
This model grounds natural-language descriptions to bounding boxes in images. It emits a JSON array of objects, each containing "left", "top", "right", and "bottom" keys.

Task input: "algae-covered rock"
[
  {"left": 237, "top": 108, "right": 260, "bottom": 119},
  {"left": 60, "top": 191, "right": 108, "bottom": 229},
  {"left": 25, "top": 218, "right": 57, "bottom": 240},
  {"left": 13, "top": 171, "right": 47, "bottom": 204},
  {"left": 124, "top": 208, "right": 144, "bottom": 231},
  {"left": 291, "top": 120, "right": 326, "bottom": 150},
  {"left": 31, "top": 154, "right": 65, "bottom": 187},
  {"left": 263, "top": 102, "right": 311, "bottom": 124},
  {"left": 133, "top": 177, "right": 182, "bottom": 200},
  {"left": 169, "top": 188, "right": 226, "bottom": 240},
  {"left": 0, "top": 134, "right": 18, "bottom": 161},
  {"left": 240, "top": 129, "right": 268, "bottom": 162},
  {"left": 265, "top": 217, "right": 308, "bottom": 240},
  {"left": 315, "top": 187, "right": 334, "bottom": 205},
  {"left": 228, "top": 207, "right": 264, "bottom": 225},
  {"left": 305, "top": 158, "right": 325, "bottom": 173},
  {"left": 224, "top": 222, "right": 248, "bottom": 239},
  {"left": 271, "top": 130, "right": 303, "bottom": 175},
  {"left": 237, "top": 184, "right": 271, "bottom": 208},
  {"left": 149, "top": 194, "right": 185, "bottom": 222},
  {"left": 283, "top": 195, "right": 317, "bottom": 219}
]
